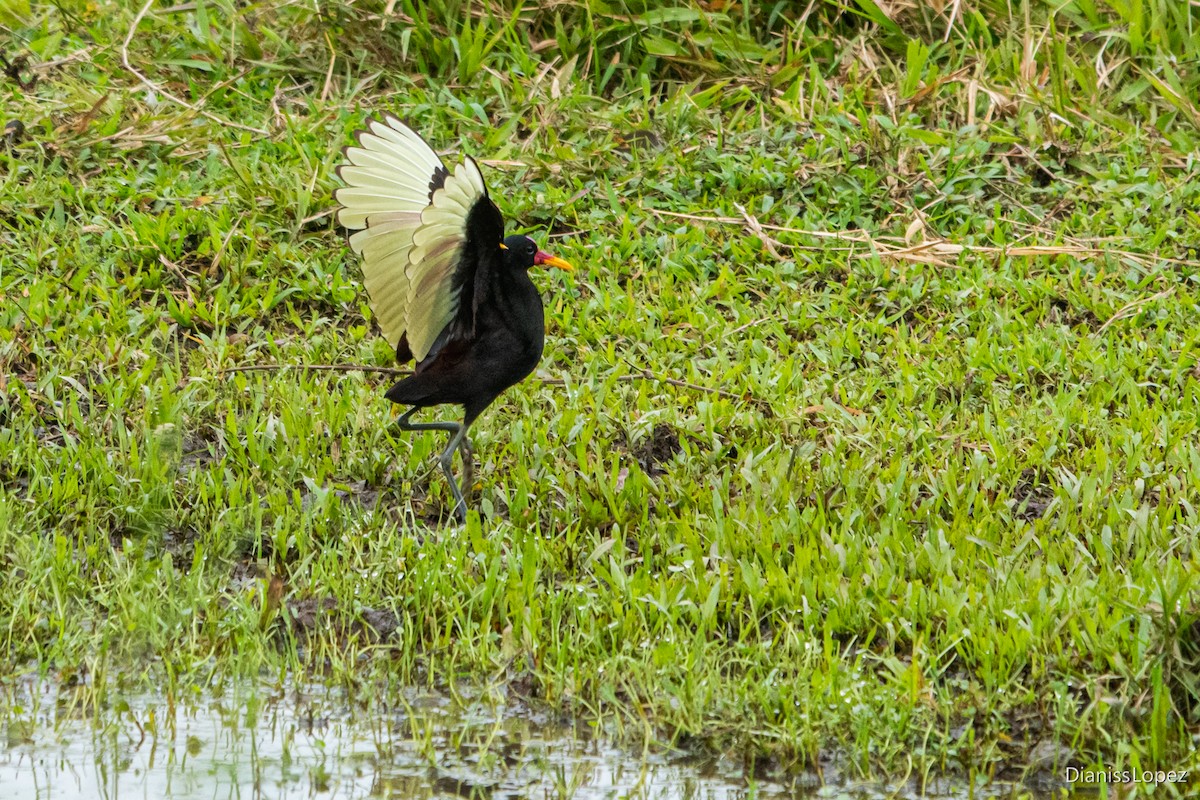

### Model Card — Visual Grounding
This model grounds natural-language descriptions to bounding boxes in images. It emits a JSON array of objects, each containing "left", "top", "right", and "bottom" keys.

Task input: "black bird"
[{"left": 334, "top": 115, "right": 573, "bottom": 521}]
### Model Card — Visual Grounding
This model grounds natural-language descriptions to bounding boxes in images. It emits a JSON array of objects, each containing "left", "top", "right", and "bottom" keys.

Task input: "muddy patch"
[
  {"left": 1012, "top": 468, "right": 1056, "bottom": 521},
  {"left": 621, "top": 423, "right": 688, "bottom": 478},
  {"left": 284, "top": 596, "right": 401, "bottom": 645},
  {"left": 178, "top": 432, "right": 223, "bottom": 475}
]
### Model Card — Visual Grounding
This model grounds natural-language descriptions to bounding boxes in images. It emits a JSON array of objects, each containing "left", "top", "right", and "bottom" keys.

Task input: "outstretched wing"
[{"left": 334, "top": 114, "right": 504, "bottom": 363}]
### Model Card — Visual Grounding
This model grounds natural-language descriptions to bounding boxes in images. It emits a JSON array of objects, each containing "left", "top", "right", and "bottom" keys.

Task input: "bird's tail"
[{"left": 384, "top": 375, "right": 432, "bottom": 406}]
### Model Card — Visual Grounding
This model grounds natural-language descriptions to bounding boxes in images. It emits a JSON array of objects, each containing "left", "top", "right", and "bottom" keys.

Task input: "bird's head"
[{"left": 502, "top": 234, "right": 573, "bottom": 273}]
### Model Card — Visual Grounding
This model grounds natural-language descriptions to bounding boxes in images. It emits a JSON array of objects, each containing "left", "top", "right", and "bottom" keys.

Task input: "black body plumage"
[{"left": 385, "top": 232, "right": 547, "bottom": 426}]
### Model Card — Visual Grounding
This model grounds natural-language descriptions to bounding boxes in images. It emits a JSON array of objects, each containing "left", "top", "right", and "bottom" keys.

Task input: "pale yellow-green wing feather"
[
  {"left": 335, "top": 115, "right": 490, "bottom": 360},
  {"left": 403, "top": 158, "right": 489, "bottom": 361}
]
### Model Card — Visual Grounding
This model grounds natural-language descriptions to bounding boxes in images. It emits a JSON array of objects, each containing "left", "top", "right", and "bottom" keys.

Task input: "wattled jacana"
[{"left": 334, "top": 115, "right": 573, "bottom": 521}]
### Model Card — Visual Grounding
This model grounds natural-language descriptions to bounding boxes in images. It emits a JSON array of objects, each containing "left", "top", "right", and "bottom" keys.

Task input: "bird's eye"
[{"left": 526, "top": 242, "right": 536, "bottom": 255}]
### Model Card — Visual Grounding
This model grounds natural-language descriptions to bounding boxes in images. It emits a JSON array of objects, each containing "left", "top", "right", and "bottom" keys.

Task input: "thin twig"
[
  {"left": 321, "top": 30, "right": 337, "bottom": 103},
  {"left": 728, "top": 316, "right": 771, "bottom": 337},
  {"left": 158, "top": 254, "right": 198, "bottom": 304},
  {"left": 645, "top": 206, "right": 1200, "bottom": 268},
  {"left": 217, "top": 362, "right": 756, "bottom": 404},
  {"left": 649, "top": 207, "right": 860, "bottom": 241},
  {"left": 298, "top": 208, "right": 335, "bottom": 229},
  {"left": 1094, "top": 288, "right": 1175, "bottom": 336},
  {"left": 802, "top": 403, "right": 864, "bottom": 417},
  {"left": 544, "top": 371, "right": 748, "bottom": 402},
  {"left": 735, "top": 203, "right": 784, "bottom": 259},
  {"left": 121, "top": 0, "right": 269, "bottom": 136},
  {"left": 942, "top": 0, "right": 963, "bottom": 43},
  {"left": 641, "top": 370, "right": 745, "bottom": 402},
  {"left": 218, "top": 364, "right": 412, "bottom": 376},
  {"left": 210, "top": 216, "right": 241, "bottom": 277}
]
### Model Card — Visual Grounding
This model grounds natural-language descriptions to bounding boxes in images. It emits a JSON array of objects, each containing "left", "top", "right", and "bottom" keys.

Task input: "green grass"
[{"left": 2, "top": 0, "right": 1200, "bottom": 794}]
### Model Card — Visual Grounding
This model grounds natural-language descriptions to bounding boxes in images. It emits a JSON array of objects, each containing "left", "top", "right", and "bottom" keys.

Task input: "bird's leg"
[
  {"left": 460, "top": 434, "right": 475, "bottom": 502},
  {"left": 394, "top": 408, "right": 473, "bottom": 523},
  {"left": 437, "top": 421, "right": 473, "bottom": 523},
  {"left": 394, "top": 407, "right": 461, "bottom": 436}
]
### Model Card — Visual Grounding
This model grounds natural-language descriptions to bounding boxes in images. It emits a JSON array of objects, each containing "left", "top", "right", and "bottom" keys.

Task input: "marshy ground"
[{"left": 2, "top": 1, "right": 1199, "bottom": 797}]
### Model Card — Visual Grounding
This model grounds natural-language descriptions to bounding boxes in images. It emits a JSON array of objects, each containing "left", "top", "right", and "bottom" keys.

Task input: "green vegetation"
[{"left": 2, "top": 0, "right": 1199, "bottom": 794}]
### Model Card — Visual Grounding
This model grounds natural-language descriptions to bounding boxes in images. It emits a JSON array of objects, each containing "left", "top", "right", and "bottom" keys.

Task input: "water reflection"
[{"left": 1, "top": 679, "right": 1056, "bottom": 799}]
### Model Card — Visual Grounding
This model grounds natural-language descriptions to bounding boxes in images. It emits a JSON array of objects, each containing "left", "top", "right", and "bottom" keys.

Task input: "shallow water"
[{"left": 1, "top": 679, "right": 1061, "bottom": 800}]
